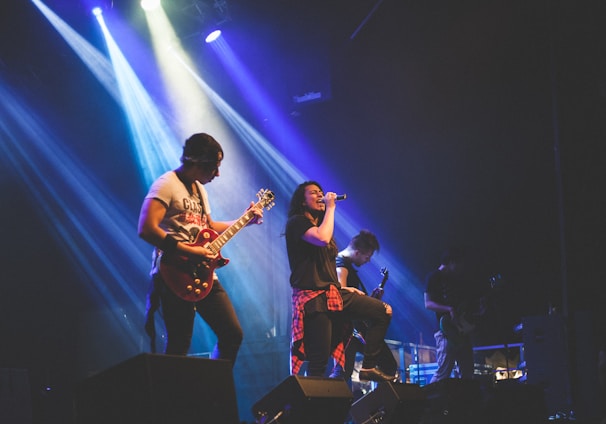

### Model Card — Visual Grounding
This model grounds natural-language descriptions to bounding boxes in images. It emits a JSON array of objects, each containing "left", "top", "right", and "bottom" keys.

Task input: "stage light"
[
  {"left": 140, "top": 0, "right": 161, "bottom": 11},
  {"left": 205, "top": 29, "right": 222, "bottom": 44},
  {"left": 92, "top": 6, "right": 102, "bottom": 16}
]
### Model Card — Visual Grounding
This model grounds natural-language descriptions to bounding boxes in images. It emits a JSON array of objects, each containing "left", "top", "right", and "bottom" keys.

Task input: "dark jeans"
[
  {"left": 431, "top": 330, "right": 474, "bottom": 383},
  {"left": 152, "top": 273, "right": 243, "bottom": 366},
  {"left": 303, "top": 290, "right": 392, "bottom": 377}
]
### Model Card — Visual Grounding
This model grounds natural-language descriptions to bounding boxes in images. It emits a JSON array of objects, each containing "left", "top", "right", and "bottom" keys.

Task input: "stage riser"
[
  {"left": 482, "top": 383, "right": 548, "bottom": 424},
  {"left": 522, "top": 315, "right": 571, "bottom": 415},
  {"left": 0, "top": 368, "right": 32, "bottom": 424},
  {"left": 350, "top": 379, "right": 549, "bottom": 424},
  {"left": 73, "top": 353, "right": 239, "bottom": 424},
  {"left": 421, "top": 378, "right": 484, "bottom": 423}
]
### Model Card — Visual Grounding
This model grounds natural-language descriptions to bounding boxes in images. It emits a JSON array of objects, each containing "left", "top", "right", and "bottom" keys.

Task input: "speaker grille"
[
  {"left": 252, "top": 375, "right": 353, "bottom": 424},
  {"left": 350, "top": 382, "right": 424, "bottom": 424}
]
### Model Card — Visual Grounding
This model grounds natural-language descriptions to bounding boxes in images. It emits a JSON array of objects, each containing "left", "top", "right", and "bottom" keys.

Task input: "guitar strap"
[{"left": 358, "top": 278, "right": 369, "bottom": 296}]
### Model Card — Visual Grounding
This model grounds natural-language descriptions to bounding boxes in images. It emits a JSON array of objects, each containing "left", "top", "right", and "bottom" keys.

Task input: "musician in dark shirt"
[
  {"left": 424, "top": 248, "right": 479, "bottom": 383},
  {"left": 330, "top": 230, "right": 398, "bottom": 386}
]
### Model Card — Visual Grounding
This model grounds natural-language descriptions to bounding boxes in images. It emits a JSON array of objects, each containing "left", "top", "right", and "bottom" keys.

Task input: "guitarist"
[
  {"left": 424, "top": 247, "right": 483, "bottom": 383},
  {"left": 137, "top": 133, "right": 263, "bottom": 364},
  {"left": 330, "top": 230, "right": 398, "bottom": 390}
]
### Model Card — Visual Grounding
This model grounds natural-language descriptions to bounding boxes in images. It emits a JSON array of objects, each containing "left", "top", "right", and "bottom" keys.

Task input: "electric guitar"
[
  {"left": 439, "top": 273, "right": 504, "bottom": 348},
  {"left": 159, "top": 189, "right": 275, "bottom": 302},
  {"left": 439, "top": 305, "right": 477, "bottom": 344},
  {"left": 353, "top": 267, "right": 389, "bottom": 344}
]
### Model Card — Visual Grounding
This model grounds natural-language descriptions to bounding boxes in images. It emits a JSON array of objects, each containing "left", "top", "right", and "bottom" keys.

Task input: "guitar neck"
[
  {"left": 370, "top": 268, "right": 389, "bottom": 298},
  {"left": 210, "top": 208, "right": 257, "bottom": 252},
  {"left": 205, "top": 189, "right": 274, "bottom": 254},
  {"left": 378, "top": 268, "right": 389, "bottom": 289}
]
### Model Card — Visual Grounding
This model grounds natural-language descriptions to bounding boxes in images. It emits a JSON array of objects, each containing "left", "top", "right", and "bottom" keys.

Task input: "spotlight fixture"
[
  {"left": 204, "top": 29, "right": 221, "bottom": 43},
  {"left": 92, "top": 6, "right": 103, "bottom": 16}
]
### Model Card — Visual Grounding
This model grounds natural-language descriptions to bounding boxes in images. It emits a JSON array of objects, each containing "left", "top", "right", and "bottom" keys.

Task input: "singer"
[{"left": 284, "top": 181, "right": 396, "bottom": 381}]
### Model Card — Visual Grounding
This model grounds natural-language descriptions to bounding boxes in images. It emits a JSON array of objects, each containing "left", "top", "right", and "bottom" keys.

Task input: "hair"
[
  {"left": 180, "top": 133, "right": 224, "bottom": 165},
  {"left": 287, "top": 180, "right": 323, "bottom": 218},
  {"left": 440, "top": 247, "right": 464, "bottom": 265},
  {"left": 350, "top": 229, "right": 380, "bottom": 253}
]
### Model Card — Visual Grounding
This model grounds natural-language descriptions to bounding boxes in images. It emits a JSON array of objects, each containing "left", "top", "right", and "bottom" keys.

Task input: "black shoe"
[{"left": 358, "top": 367, "right": 397, "bottom": 382}]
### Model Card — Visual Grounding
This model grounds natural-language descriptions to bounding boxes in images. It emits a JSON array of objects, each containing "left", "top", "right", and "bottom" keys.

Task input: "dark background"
[{"left": 1, "top": 0, "right": 605, "bottom": 422}]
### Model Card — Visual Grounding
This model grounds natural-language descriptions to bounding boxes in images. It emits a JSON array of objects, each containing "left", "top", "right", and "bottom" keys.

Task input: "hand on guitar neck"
[
  {"left": 370, "top": 286, "right": 384, "bottom": 300},
  {"left": 439, "top": 273, "right": 503, "bottom": 347},
  {"left": 441, "top": 307, "right": 476, "bottom": 335},
  {"left": 354, "top": 267, "right": 389, "bottom": 335},
  {"left": 370, "top": 267, "right": 389, "bottom": 300}
]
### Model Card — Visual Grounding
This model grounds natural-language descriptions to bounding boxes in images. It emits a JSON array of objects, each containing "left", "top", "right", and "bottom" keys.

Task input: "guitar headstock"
[
  {"left": 380, "top": 267, "right": 389, "bottom": 279},
  {"left": 373, "top": 266, "right": 389, "bottom": 293},
  {"left": 256, "top": 189, "right": 276, "bottom": 211},
  {"left": 379, "top": 267, "right": 389, "bottom": 289}
]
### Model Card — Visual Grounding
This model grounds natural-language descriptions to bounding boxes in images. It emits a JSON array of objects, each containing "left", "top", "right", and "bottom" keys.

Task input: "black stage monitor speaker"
[
  {"left": 350, "top": 382, "right": 425, "bottom": 424},
  {"left": 421, "top": 378, "right": 483, "bottom": 424},
  {"left": 73, "top": 353, "right": 239, "bottom": 424},
  {"left": 483, "top": 381, "right": 548, "bottom": 424},
  {"left": 522, "top": 314, "right": 571, "bottom": 416},
  {"left": 252, "top": 375, "right": 353, "bottom": 424}
]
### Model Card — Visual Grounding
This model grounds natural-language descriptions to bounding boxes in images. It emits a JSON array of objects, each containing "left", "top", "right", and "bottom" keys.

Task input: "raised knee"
[{"left": 234, "top": 326, "right": 244, "bottom": 345}]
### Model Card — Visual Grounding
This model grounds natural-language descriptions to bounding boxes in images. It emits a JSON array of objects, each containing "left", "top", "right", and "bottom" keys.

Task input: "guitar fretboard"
[
  {"left": 206, "top": 188, "right": 274, "bottom": 254},
  {"left": 209, "top": 209, "right": 257, "bottom": 253}
]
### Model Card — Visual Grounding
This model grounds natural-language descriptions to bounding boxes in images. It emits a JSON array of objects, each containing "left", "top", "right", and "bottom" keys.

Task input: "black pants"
[
  {"left": 340, "top": 331, "right": 398, "bottom": 382},
  {"left": 303, "top": 290, "right": 392, "bottom": 377},
  {"left": 150, "top": 273, "right": 243, "bottom": 366}
]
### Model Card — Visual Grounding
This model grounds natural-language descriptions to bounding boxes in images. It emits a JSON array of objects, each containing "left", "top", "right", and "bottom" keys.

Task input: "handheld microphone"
[{"left": 321, "top": 194, "right": 347, "bottom": 203}]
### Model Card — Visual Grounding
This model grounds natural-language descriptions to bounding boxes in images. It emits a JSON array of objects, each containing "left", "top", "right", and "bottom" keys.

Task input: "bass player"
[{"left": 424, "top": 247, "right": 485, "bottom": 383}]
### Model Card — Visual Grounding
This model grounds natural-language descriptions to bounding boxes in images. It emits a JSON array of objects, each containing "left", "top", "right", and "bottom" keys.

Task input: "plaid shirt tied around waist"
[{"left": 290, "top": 285, "right": 351, "bottom": 375}]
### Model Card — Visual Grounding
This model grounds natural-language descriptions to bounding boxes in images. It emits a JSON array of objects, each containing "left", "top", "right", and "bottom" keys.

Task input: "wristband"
[{"left": 160, "top": 235, "right": 178, "bottom": 254}]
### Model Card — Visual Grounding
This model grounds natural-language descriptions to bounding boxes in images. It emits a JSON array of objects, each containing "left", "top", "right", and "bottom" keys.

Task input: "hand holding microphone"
[{"left": 320, "top": 193, "right": 347, "bottom": 204}]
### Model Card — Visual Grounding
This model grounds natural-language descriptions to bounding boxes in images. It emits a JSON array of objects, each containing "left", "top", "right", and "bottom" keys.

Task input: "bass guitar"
[
  {"left": 439, "top": 273, "right": 504, "bottom": 348},
  {"left": 159, "top": 189, "right": 275, "bottom": 302},
  {"left": 439, "top": 305, "right": 477, "bottom": 349}
]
